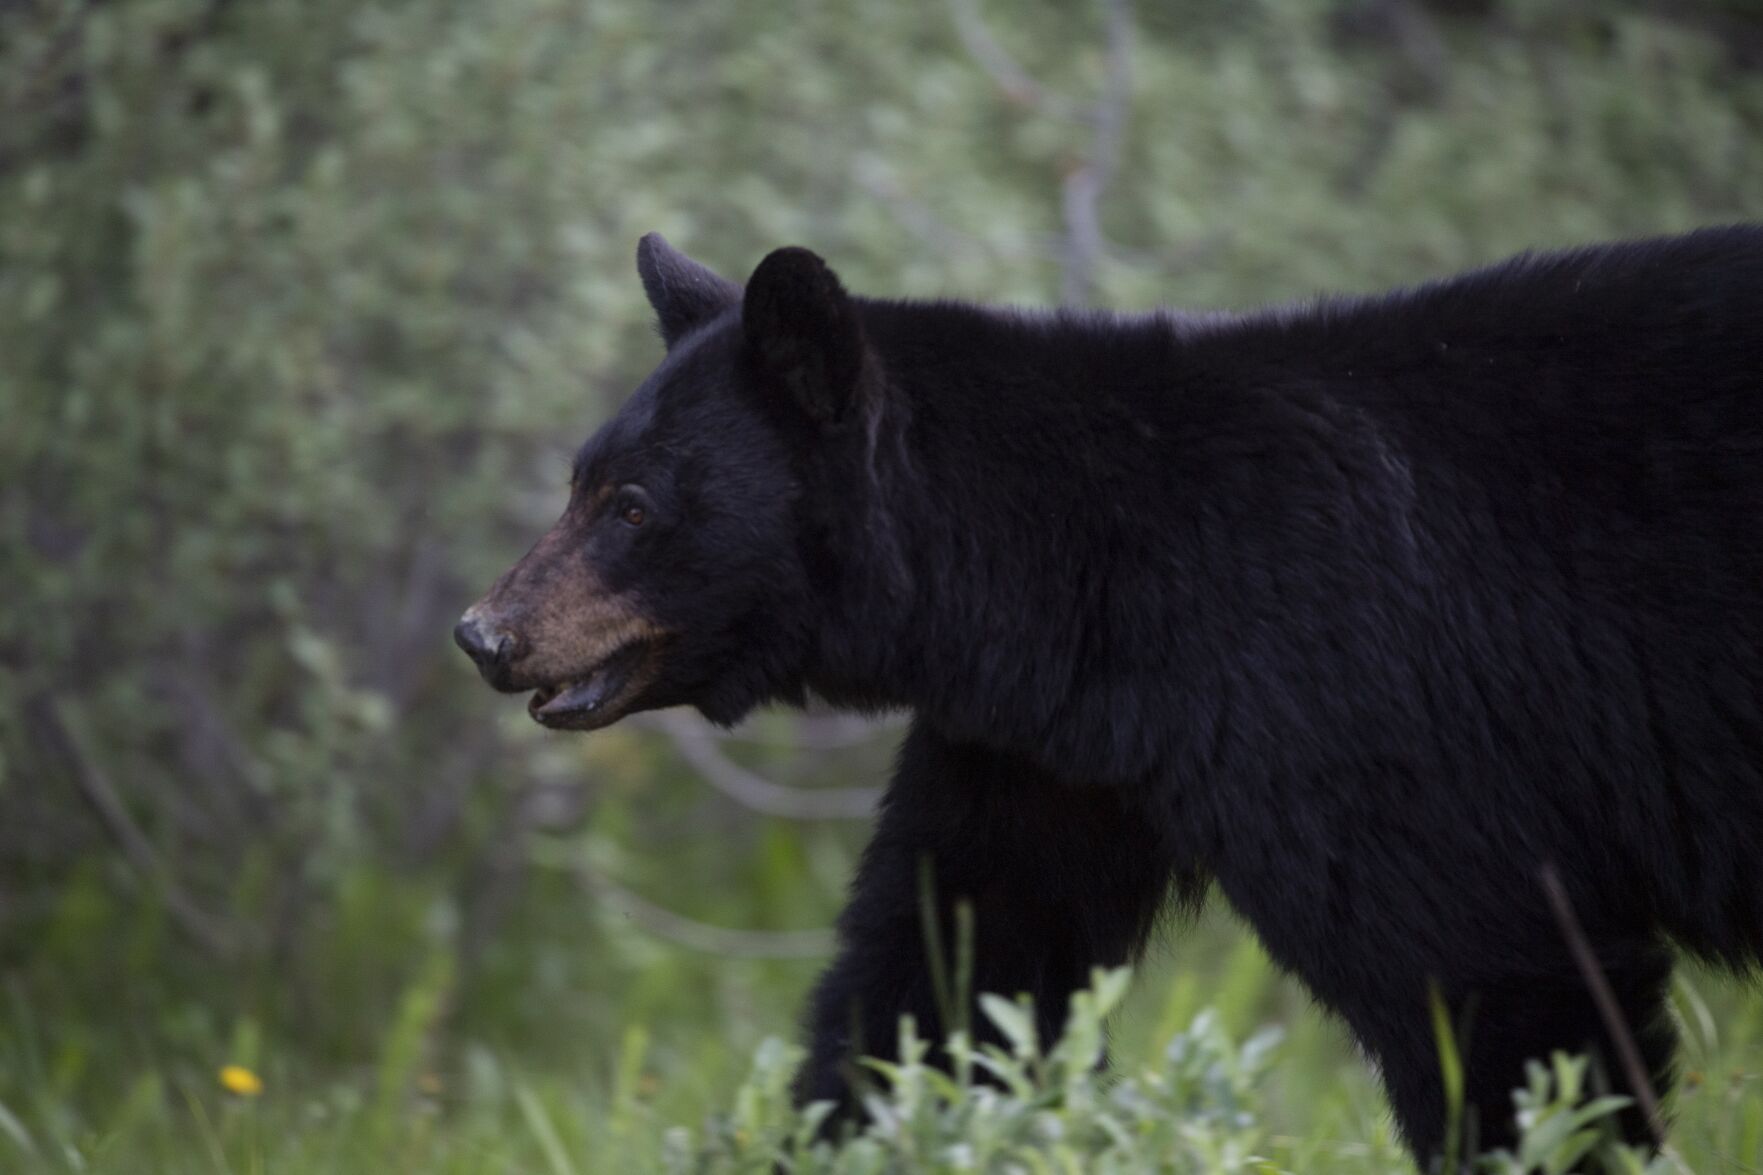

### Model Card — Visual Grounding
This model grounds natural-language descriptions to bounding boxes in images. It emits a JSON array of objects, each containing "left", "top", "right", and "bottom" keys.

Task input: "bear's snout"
[{"left": 453, "top": 607, "right": 524, "bottom": 685}]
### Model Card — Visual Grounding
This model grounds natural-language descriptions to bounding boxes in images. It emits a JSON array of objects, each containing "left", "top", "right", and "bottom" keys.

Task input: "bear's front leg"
[{"left": 794, "top": 719, "right": 1176, "bottom": 1117}]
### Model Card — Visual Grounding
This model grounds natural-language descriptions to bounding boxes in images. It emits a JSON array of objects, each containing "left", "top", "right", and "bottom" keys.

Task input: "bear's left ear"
[
  {"left": 743, "top": 246, "right": 867, "bottom": 426},
  {"left": 637, "top": 233, "right": 741, "bottom": 348}
]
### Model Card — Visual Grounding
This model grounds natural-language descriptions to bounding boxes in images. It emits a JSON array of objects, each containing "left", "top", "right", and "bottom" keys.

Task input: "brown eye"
[{"left": 612, "top": 484, "right": 651, "bottom": 527}]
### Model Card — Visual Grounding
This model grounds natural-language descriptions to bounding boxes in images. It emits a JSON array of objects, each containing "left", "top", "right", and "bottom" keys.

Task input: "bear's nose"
[{"left": 454, "top": 612, "right": 516, "bottom": 672}]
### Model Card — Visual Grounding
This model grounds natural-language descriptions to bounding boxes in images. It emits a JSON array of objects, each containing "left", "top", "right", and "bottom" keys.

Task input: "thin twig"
[
  {"left": 945, "top": 0, "right": 1139, "bottom": 307},
  {"left": 653, "top": 710, "right": 882, "bottom": 821},
  {"left": 1058, "top": 0, "right": 1134, "bottom": 307},
  {"left": 585, "top": 869, "right": 835, "bottom": 958},
  {"left": 1538, "top": 864, "right": 1667, "bottom": 1145},
  {"left": 947, "top": 0, "right": 1082, "bottom": 119},
  {"left": 858, "top": 160, "right": 1227, "bottom": 281},
  {"left": 27, "top": 693, "right": 239, "bottom": 958},
  {"left": 853, "top": 163, "right": 1064, "bottom": 261},
  {"left": 532, "top": 846, "right": 836, "bottom": 959},
  {"left": 628, "top": 707, "right": 904, "bottom": 750}
]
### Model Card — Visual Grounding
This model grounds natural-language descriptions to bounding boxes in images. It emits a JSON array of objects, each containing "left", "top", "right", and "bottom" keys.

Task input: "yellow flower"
[{"left": 219, "top": 1064, "right": 263, "bottom": 1097}]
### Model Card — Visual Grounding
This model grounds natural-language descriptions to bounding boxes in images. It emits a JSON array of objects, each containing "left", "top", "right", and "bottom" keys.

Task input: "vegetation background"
[{"left": 4, "top": 0, "right": 1763, "bottom": 1169}]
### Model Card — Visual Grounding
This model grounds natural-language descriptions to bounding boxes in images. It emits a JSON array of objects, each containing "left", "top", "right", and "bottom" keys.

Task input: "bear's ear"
[
  {"left": 742, "top": 246, "right": 866, "bottom": 426},
  {"left": 637, "top": 233, "right": 740, "bottom": 348}
]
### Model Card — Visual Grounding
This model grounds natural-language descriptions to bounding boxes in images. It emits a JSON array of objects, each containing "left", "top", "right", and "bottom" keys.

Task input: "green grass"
[{"left": 4, "top": 852, "right": 1761, "bottom": 1173}]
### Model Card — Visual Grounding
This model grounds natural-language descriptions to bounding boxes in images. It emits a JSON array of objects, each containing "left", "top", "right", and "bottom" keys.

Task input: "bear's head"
[{"left": 454, "top": 234, "right": 881, "bottom": 731}]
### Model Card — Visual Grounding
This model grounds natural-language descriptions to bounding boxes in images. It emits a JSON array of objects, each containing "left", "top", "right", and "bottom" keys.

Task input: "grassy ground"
[
  {"left": 5, "top": 861, "right": 1761, "bottom": 1173},
  {"left": 5, "top": 712, "right": 1759, "bottom": 1173}
]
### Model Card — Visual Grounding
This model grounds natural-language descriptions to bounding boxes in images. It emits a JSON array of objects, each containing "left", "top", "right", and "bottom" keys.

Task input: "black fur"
[
  {"left": 743, "top": 246, "right": 870, "bottom": 425},
  {"left": 510, "top": 228, "right": 1763, "bottom": 1159},
  {"left": 637, "top": 232, "right": 742, "bottom": 348}
]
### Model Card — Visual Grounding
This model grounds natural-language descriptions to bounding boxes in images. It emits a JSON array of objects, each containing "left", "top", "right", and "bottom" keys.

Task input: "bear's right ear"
[
  {"left": 637, "top": 233, "right": 740, "bottom": 348},
  {"left": 742, "top": 246, "right": 866, "bottom": 427}
]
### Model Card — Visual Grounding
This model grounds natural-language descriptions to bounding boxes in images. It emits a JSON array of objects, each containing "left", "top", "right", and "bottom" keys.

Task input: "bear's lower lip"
[{"left": 527, "top": 642, "right": 647, "bottom": 729}]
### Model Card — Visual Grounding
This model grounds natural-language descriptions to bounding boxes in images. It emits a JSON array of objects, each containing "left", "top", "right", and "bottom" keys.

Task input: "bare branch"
[
  {"left": 533, "top": 846, "right": 836, "bottom": 959},
  {"left": 630, "top": 706, "right": 905, "bottom": 750},
  {"left": 944, "top": 0, "right": 1141, "bottom": 306},
  {"left": 856, "top": 159, "right": 1226, "bottom": 284},
  {"left": 775, "top": 710, "right": 909, "bottom": 750},
  {"left": 160, "top": 661, "right": 275, "bottom": 835},
  {"left": 854, "top": 161, "right": 1073, "bottom": 273},
  {"left": 27, "top": 693, "right": 243, "bottom": 958},
  {"left": 947, "top": 0, "right": 1082, "bottom": 119},
  {"left": 854, "top": 163, "right": 1055, "bottom": 261},
  {"left": 652, "top": 710, "right": 882, "bottom": 821},
  {"left": 1059, "top": 0, "right": 1134, "bottom": 307},
  {"left": 1538, "top": 864, "right": 1668, "bottom": 1146}
]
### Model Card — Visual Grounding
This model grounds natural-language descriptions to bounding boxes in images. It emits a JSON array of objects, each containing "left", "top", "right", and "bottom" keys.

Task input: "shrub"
[{"left": 666, "top": 969, "right": 1681, "bottom": 1174}]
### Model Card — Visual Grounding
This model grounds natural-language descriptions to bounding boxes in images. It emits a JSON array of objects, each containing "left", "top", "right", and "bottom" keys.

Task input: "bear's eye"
[{"left": 613, "top": 485, "right": 650, "bottom": 528}]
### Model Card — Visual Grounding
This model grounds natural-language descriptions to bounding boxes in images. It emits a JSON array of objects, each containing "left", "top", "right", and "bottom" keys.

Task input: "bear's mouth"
[{"left": 526, "top": 640, "right": 653, "bottom": 731}]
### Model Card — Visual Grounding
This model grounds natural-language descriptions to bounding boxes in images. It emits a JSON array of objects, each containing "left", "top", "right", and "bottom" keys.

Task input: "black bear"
[{"left": 457, "top": 226, "right": 1763, "bottom": 1159}]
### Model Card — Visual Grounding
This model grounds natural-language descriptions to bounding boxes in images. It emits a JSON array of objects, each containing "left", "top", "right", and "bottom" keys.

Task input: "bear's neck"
[{"left": 803, "top": 298, "right": 1306, "bottom": 782}]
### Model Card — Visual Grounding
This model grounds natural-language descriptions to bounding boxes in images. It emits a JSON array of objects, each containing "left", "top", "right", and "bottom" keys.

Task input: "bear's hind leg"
[{"left": 1350, "top": 943, "right": 1676, "bottom": 1162}]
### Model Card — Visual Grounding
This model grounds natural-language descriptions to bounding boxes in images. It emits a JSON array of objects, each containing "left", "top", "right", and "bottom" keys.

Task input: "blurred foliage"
[{"left": 2, "top": 0, "right": 1763, "bottom": 1170}]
